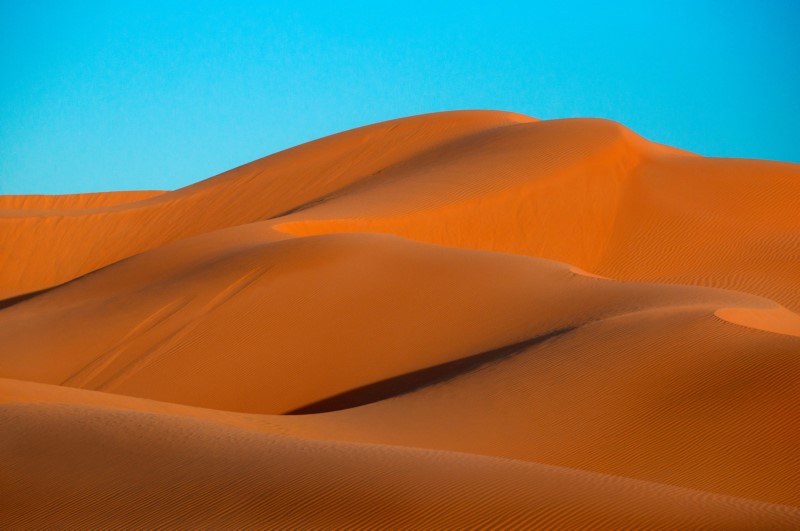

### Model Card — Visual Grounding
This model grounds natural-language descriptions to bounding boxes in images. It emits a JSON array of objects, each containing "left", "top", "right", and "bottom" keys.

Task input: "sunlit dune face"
[{"left": 716, "top": 306, "right": 800, "bottom": 337}]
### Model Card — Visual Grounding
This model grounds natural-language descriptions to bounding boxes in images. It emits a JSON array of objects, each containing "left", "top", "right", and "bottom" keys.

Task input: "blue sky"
[{"left": 1, "top": 0, "right": 798, "bottom": 194}]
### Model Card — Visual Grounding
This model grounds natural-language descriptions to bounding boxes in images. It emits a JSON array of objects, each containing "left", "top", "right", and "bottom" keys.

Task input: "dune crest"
[
  {"left": 716, "top": 306, "right": 800, "bottom": 337},
  {"left": 2, "top": 111, "right": 799, "bottom": 528}
]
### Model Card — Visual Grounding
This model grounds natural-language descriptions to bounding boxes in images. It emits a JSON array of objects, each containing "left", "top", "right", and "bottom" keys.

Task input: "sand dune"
[{"left": 2, "top": 110, "right": 799, "bottom": 528}]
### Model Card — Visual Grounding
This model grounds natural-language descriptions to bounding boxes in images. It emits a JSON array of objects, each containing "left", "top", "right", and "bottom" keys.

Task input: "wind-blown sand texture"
[{"left": 2, "top": 111, "right": 799, "bottom": 528}]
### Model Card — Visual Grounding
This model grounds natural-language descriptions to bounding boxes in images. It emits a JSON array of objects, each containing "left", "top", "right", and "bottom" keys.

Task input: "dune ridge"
[{"left": 2, "top": 110, "right": 799, "bottom": 528}]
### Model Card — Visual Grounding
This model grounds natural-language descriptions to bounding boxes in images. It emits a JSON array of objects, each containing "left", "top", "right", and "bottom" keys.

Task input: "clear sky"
[{"left": 1, "top": 0, "right": 798, "bottom": 194}]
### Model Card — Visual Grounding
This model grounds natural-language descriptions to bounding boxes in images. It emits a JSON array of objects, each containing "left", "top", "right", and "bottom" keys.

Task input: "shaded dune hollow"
[{"left": 2, "top": 110, "right": 800, "bottom": 528}]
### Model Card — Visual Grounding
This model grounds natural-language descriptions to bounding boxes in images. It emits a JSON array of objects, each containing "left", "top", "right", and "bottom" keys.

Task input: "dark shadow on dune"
[
  {"left": 270, "top": 195, "right": 331, "bottom": 218},
  {"left": 0, "top": 287, "right": 54, "bottom": 311},
  {"left": 285, "top": 326, "right": 575, "bottom": 415}
]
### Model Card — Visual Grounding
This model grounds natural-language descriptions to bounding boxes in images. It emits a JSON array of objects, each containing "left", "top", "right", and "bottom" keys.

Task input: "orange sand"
[{"left": 2, "top": 110, "right": 799, "bottom": 528}]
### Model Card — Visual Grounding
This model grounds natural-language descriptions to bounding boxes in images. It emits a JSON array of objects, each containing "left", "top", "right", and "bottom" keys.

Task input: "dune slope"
[{"left": 1, "top": 110, "right": 799, "bottom": 528}]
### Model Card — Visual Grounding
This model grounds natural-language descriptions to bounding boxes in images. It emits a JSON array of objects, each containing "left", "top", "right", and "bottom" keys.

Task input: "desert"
[{"left": 2, "top": 110, "right": 799, "bottom": 528}]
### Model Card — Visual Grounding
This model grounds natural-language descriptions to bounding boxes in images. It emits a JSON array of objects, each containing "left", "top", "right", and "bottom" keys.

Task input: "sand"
[{"left": 2, "top": 110, "right": 799, "bottom": 528}]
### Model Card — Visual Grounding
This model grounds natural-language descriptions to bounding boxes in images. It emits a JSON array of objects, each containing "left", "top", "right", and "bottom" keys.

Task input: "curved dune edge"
[
  {"left": 715, "top": 306, "right": 800, "bottom": 338},
  {"left": 569, "top": 265, "right": 611, "bottom": 280}
]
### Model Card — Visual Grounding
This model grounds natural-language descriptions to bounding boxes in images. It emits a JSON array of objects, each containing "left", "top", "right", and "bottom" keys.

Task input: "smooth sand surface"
[{"left": 2, "top": 110, "right": 799, "bottom": 528}]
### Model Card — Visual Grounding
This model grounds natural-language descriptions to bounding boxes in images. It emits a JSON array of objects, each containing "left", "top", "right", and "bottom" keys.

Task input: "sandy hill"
[{"left": 2, "top": 110, "right": 799, "bottom": 528}]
